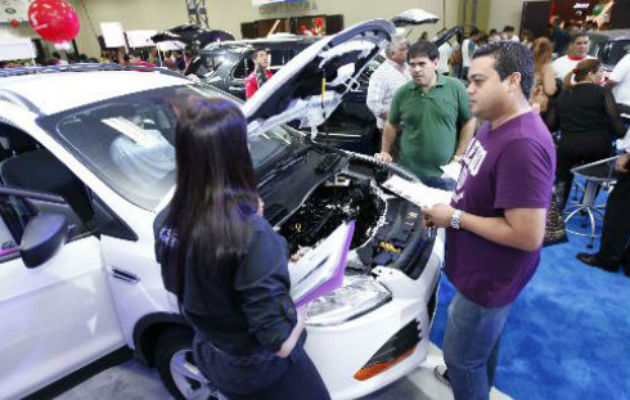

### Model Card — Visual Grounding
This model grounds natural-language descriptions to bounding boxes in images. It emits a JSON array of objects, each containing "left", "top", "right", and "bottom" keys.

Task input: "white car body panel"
[
  {"left": 101, "top": 234, "right": 178, "bottom": 347},
  {"left": 306, "top": 239, "right": 443, "bottom": 400},
  {"left": 0, "top": 71, "right": 186, "bottom": 115},
  {"left": 0, "top": 237, "right": 124, "bottom": 400}
]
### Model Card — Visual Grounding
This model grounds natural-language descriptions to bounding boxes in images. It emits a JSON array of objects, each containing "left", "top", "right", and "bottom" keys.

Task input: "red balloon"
[
  {"left": 9, "top": 19, "right": 19, "bottom": 29},
  {"left": 28, "top": 0, "right": 80, "bottom": 44}
]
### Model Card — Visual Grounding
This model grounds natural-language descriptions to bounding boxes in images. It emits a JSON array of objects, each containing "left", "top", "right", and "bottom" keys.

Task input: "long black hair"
[{"left": 166, "top": 97, "right": 258, "bottom": 300}]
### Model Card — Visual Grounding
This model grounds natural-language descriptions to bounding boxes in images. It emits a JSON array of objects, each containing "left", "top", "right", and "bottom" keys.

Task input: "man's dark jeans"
[{"left": 419, "top": 176, "right": 456, "bottom": 191}]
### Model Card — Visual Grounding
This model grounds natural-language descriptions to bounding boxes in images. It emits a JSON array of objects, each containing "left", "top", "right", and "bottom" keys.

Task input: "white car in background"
[{"left": 0, "top": 19, "right": 443, "bottom": 400}]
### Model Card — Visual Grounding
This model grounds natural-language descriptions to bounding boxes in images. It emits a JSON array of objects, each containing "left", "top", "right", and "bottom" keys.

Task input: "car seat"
[{"left": 0, "top": 124, "right": 39, "bottom": 159}]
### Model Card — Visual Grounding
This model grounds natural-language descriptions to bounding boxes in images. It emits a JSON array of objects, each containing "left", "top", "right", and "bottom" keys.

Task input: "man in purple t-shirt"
[{"left": 423, "top": 41, "right": 556, "bottom": 400}]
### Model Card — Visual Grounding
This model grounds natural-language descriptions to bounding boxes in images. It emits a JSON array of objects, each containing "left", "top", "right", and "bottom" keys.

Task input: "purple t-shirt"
[{"left": 446, "top": 111, "right": 556, "bottom": 307}]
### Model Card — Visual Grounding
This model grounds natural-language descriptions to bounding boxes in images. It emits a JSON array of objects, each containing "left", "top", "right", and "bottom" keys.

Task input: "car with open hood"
[
  {"left": 0, "top": 19, "right": 443, "bottom": 400},
  {"left": 191, "top": 9, "right": 443, "bottom": 155}
]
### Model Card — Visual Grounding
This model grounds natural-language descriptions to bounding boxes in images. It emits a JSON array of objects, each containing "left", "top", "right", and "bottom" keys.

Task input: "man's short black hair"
[
  {"left": 470, "top": 27, "right": 480, "bottom": 36},
  {"left": 408, "top": 40, "right": 439, "bottom": 61},
  {"left": 251, "top": 48, "right": 268, "bottom": 61},
  {"left": 503, "top": 25, "right": 515, "bottom": 32},
  {"left": 570, "top": 31, "right": 589, "bottom": 43},
  {"left": 472, "top": 41, "right": 534, "bottom": 98}
]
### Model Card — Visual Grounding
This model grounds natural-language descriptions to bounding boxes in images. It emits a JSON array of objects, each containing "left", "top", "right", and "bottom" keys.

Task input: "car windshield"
[{"left": 39, "top": 84, "right": 293, "bottom": 211}]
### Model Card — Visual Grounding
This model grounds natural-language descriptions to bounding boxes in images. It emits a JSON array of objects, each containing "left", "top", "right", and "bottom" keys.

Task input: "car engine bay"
[{"left": 277, "top": 167, "right": 434, "bottom": 278}]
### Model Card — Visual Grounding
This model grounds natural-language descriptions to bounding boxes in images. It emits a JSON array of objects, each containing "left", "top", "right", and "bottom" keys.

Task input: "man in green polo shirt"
[{"left": 375, "top": 40, "right": 476, "bottom": 189}]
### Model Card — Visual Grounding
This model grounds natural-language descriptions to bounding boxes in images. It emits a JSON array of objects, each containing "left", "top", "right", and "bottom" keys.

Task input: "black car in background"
[{"left": 587, "top": 29, "right": 630, "bottom": 72}]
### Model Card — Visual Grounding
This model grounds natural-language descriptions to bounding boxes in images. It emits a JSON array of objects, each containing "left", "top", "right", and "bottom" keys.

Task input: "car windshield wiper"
[{"left": 257, "top": 145, "right": 310, "bottom": 188}]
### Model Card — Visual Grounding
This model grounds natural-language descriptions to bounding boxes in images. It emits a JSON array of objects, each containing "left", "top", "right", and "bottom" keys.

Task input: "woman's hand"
[
  {"left": 290, "top": 246, "right": 310, "bottom": 262},
  {"left": 275, "top": 304, "right": 307, "bottom": 358}
]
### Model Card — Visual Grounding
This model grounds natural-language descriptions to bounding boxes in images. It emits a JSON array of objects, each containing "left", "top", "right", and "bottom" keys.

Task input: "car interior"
[{"left": 0, "top": 123, "right": 95, "bottom": 253}]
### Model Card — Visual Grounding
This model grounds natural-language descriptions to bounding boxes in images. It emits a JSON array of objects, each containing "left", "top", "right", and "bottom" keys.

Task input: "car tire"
[{"left": 155, "top": 327, "right": 218, "bottom": 400}]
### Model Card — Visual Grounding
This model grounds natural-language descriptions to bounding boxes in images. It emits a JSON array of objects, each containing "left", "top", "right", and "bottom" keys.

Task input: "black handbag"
[{"left": 543, "top": 196, "right": 568, "bottom": 247}]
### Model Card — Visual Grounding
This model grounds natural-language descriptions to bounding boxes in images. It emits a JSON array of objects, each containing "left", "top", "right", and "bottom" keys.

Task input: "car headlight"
[{"left": 306, "top": 275, "right": 392, "bottom": 326}]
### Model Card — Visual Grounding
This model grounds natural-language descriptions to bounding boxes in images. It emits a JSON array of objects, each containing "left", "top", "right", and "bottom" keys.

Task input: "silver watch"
[{"left": 450, "top": 209, "right": 462, "bottom": 230}]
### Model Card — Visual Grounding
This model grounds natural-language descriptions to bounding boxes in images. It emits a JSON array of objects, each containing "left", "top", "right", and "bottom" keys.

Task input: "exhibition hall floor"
[{"left": 52, "top": 343, "right": 511, "bottom": 400}]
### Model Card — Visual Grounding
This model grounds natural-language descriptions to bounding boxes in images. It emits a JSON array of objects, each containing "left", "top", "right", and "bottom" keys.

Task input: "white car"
[{"left": 0, "top": 19, "right": 443, "bottom": 400}]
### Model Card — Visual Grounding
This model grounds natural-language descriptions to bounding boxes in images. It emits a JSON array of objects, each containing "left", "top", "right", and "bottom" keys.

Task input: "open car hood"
[
  {"left": 151, "top": 24, "right": 234, "bottom": 48},
  {"left": 243, "top": 19, "right": 395, "bottom": 138},
  {"left": 391, "top": 8, "right": 439, "bottom": 27}
]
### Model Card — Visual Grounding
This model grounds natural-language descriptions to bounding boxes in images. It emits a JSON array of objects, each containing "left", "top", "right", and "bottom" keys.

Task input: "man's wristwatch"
[{"left": 450, "top": 209, "right": 463, "bottom": 230}]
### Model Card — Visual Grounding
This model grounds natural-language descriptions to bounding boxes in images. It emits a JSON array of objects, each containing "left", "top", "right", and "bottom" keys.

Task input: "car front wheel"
[{"left": 155, "top": 328, "right": 218, "bottom": 400}]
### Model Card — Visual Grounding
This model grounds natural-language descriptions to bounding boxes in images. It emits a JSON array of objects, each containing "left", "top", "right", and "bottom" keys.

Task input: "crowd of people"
[
  {"left": 0, "top": 47, "right": 194, "bottom": 74},
  {"left": 364, "top": 24, "right": 628, "bottom": 400},
  {"left": 153, "top": 32, "right": 626, "bottom": 399},
  {"left": 432, "top": 18, "right": 615, "bottom": 81},
  {"left": 1, "top": 17, "right": 627, "bottom": 400}
]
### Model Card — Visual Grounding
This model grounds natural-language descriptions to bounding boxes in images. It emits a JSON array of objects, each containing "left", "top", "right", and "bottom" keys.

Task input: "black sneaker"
[
  {"left": 434, "top": 365, "right": 451, "bottom": 387},
  {"left": 576, "top": 253, "right": 620, "bottom": 272}
]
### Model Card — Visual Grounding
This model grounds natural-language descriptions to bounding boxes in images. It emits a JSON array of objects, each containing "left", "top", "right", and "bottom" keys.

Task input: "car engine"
[
  {"left": 279, "top": 174, "right": 384, "bottom": 254},
  {"left": 278, "top": 170, "right": 432, "bottom": 277}
]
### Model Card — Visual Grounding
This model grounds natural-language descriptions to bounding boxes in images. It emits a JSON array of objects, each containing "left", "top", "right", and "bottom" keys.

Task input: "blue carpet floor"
[{"left": 429, "top": 192, "right": 630, "bottom": 399}]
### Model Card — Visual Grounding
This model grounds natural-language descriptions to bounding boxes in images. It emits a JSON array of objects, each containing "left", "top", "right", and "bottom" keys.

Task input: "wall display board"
[
  {"left": 126, "top": 30, "right": 157, "bottom": 48},
  {"left": 100, "top": 22, "right": 126, "bottom": 48}
]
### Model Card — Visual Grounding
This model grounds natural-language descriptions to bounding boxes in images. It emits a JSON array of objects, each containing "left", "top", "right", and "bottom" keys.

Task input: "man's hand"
[
  {"left": 374, "top": 152, "right": 393, "bottom": 164},
  {"left": 422, "top": 204, "right": 456, "bottom": 228},
  {"left": 615, "top": 153, "right": 629, "bottom": 172}
]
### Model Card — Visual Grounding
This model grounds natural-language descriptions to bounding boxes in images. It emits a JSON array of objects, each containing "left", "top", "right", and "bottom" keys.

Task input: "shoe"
[
  {"left": 576, "top": 253, "right": 620, "bottom": 273},
  {"left": 434, "top": 365, "right": 451, "bottom": 388},
  {"left": 620, "top": 254, "right": 630, "bottom": 277}
]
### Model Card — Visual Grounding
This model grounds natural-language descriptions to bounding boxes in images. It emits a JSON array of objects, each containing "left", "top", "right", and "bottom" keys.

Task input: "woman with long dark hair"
[
  {"left": 547, "top": 58, "right": 626, "bottom": 208},
  {"left": 529, "top": 37, "right": 556, "bottom": 115},
  {"left": 154, "top": 97, "right": 330, "bottom": 400}
]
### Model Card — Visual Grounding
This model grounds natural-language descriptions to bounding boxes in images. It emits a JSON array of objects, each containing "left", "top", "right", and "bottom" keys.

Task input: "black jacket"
[{"left": 153, "top": 206, "right": 297, "bottom": 354}]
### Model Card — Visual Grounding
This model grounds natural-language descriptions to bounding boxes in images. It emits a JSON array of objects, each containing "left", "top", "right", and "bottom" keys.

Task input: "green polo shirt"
[{"left": 388, "top": 74, "right": 472, "bottom": 178}]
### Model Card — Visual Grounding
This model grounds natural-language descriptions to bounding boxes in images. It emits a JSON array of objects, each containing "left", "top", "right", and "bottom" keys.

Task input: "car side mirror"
[{"left": 20, "top": 213, "right": 68, "bottom": 269}]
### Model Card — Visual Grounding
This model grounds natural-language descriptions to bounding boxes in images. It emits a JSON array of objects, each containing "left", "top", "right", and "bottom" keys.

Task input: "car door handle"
[{"left": 111, "top": 268, "right": 140, "bottom": 284}]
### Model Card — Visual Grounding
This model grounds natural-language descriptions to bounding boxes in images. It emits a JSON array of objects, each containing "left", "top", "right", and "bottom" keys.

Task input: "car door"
[{"left": 0, "top": 188, "right": 125, "bottom": 399}]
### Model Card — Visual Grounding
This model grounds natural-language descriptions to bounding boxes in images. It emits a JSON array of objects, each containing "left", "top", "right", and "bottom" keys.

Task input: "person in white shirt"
[
  {"left": 503, "top": 26, "right": 520, "bottom": 42},
  {"left": 461, "top": 27, "right": 481, "bottom": 79},
  {"left": 607, "top": 53, "right": 630, "bottom": 114},
  {"left": 438, "top": 38, "right": 454, "bottom": 75},
  {"left": 552, "top": 32, "right": 595, "bottom": 81},
  {"left": 366, "top": 38, "right": 411, "bottom": 132}
]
